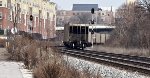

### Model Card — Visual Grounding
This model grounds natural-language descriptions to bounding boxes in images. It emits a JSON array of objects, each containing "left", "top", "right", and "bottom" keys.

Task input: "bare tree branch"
[{"left": 109, "top": 3, "right": 150, "bottom": 50}]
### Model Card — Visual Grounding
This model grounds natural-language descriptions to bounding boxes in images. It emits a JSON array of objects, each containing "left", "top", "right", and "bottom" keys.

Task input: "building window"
[
  {"left": 21, "top": 15, "right": 25, "bottom": 23},
  {"left": 9, "top": 14, "right": 12, "bottom": 21},
  {"left": 73, "top": 13, "right": 75, "bottom": 15},
  {"left": 59, "top": 18, "right": 62, "bottom": 21},
  {"left": 98, "top": 13, "right": 101, "bottom": 16},
  {"left": 34, "top": 17, "right": 36, "bottom": 27},
  {"left": 0, "top": 12, "right": 2, "bottom": 19},
  {"left": 61, "top": 11, "right": 66, "bottom": 15},
  {"left": 24, "top": 14, "right": 26, "bottom": 26},
  {"left": 44, "top": 19, "right": 45, "bottom": 29},
  {"left": 102, "top": 13, "right": 104, "bottom": 15},
  {"left": 61, "top": 12, "right": 64, "bottom": 15},
  {"left": 0, "top": 1, "right": 2, "bottom": 6},
  {"left": 0, "top": 25, "right": 2, "bottom": 29},
  {"left": 7, "top": 3, "right": 11, "bottom": 9}
]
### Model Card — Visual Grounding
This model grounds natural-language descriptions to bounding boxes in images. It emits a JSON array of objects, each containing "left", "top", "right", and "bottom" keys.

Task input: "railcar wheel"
[{"left": 81, "top": 44, "right": 85, "bottom": 50}]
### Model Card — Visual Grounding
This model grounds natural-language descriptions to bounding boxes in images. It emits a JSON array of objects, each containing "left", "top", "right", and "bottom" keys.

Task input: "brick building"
[{"left": 0, "top": 0, "right": 56, "bottom": 39}]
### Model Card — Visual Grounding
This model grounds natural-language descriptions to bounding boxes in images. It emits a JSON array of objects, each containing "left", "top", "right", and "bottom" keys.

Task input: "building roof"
[
  {"left": 72, "top": 4, "right": 98, "bottom": 11},
  {"left": 56, "top": 24, "right": 116, "bottom": 31}
]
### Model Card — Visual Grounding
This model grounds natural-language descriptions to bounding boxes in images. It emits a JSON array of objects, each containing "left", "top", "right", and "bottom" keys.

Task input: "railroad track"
[{"left": 60, "top": 48, "right": 150, "bottom": 74}]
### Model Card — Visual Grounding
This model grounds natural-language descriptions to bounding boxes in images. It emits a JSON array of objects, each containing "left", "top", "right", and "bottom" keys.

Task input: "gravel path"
[{"left": 0, "top": 61, "right": 23, "bottom": 78}]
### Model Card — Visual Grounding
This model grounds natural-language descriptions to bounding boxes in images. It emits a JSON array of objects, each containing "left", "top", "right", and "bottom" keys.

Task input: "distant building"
[
  {"left": 72, "top": 4, "right": 99, "bottom": 11},
  {"left": 99, "top": 9, "right": 115, "bottom": 25},
  {"left": 71, "top": 4, "right": 100, "bottom": 24},
  {"left": 0, "top": 0, "right": 56, "bottom": 39},
  {"left": 56, "top": 4, "right": 115, "bottom": 27},
  {"left": 72, "top": 4, "right": 114, "bottom": 25},
  {"left": 56, "top": 10, "right": 73, "bottom": 27}
]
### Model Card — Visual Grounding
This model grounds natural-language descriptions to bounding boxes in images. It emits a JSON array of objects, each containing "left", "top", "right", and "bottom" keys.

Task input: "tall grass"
[
  {"left": 92, "top": 45, "right": 150, "bottom": 57},
  {"left": 7, "top": 35, "right": 102, "bottom": 78},
  {"left": 34, "top": 46, "right": 102, "bottom": 78}
]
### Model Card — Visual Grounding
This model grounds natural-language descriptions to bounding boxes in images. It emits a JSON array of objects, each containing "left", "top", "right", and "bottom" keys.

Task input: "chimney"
[{"left": 111, "top": 6, "right": 112, "bottom": 12}]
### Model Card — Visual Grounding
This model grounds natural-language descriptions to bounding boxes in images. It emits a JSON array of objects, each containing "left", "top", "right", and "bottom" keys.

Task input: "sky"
[{"left": 51, "top": 0, "right": 126, "bottom": 11}]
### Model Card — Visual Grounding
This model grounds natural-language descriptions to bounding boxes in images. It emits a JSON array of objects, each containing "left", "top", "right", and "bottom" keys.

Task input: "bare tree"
[
  {"left": 140, "top": 0, "right": 150, "bottom": 12},
  {"left": 12, "top": 4, "right": 21, "bottom": 34},
  {"left": 108, "top": 3, "right": 150, "bottom": 51}
]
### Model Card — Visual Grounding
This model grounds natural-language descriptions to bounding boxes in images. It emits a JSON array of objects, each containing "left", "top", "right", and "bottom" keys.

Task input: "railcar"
[{"left": 63, "top": 24, "right": 92, "bottom": 49}]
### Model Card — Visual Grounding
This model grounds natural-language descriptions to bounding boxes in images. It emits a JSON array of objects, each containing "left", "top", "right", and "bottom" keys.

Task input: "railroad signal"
[
  {"left": 30, "top": 15, "right": 33, "bottom": 21},
  {"left": 91, "top": 8, "right": 95, "bottom": 14},
  {"left": 91, "top": 20, "right": 94, "bottom": 24}
]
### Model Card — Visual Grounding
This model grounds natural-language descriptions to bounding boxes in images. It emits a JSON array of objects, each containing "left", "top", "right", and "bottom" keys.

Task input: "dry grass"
[
  {"left": 7, "top": 35, "right": 39, "bottom": 69},
  {"left": 91, "top": 45, "right": 150, "bottom": 57},
  {"left": 33, "top": 53, "right": 102, "bottom": 78},
  {"left": 33, "top": 46, "right": 102, "bottom": 78},
  {"left": 33, "top": 60, "right": 81, "bottom": 78},
  {"left": 7, "top": 35, "right": 102, "bottom": 78},
  {"left": 0, "top": 39, "right": 6, "bottom": 47}
]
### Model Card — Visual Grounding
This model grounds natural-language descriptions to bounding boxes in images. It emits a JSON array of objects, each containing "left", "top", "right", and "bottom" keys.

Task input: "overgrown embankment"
[{"left": 7, "top": 35, "right": 102, "bottom": 78}]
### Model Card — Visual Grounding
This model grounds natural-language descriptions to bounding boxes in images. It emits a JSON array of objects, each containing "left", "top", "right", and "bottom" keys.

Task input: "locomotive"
[{"left": 63, "top": 24, "right": 92, "bottom": 49}]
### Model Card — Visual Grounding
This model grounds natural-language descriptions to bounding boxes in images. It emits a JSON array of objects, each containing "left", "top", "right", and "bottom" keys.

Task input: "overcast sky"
[{"left": 51, "top": 0, "right": 126, "bottom": 10}]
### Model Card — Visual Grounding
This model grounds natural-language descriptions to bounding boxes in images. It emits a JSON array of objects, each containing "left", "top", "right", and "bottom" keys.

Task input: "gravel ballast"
[{"left": 63, "top": 55, "right": 150, "bottom": 78}]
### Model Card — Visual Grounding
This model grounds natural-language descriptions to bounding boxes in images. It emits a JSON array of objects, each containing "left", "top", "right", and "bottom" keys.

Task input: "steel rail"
[{"left": 60, "top": 48, "right": 150, "bottom": 73}]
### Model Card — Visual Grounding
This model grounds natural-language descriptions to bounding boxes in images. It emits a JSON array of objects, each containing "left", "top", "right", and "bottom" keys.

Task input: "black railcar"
[{"left": 63, "top": 24, "right": 92, "bottom": 49}]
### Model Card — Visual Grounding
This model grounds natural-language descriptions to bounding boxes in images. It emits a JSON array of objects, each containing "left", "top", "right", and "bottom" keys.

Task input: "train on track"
[
  {"left": 63, "top": 23, "right": 115, "bottom": 49},
  {"left": 63, "top": 24, "right": 92, "bottom": 49}
]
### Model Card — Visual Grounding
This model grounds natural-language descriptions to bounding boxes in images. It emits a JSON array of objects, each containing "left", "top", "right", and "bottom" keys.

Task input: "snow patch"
[{"left": 0, "top": 61, "right": 33, "bottom": 78}]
